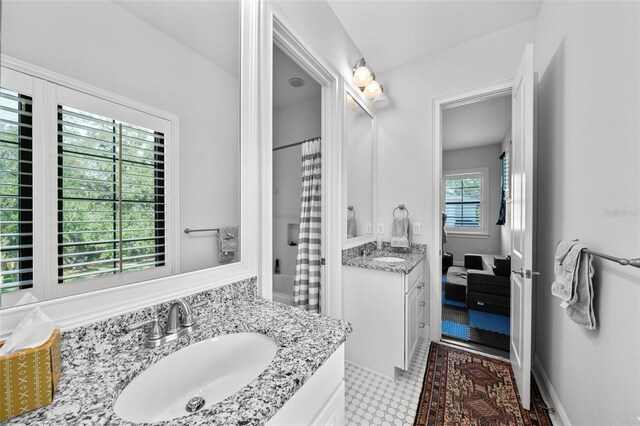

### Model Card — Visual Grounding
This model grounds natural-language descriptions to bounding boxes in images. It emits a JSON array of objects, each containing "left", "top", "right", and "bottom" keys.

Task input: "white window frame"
[
  {"left": 1, "top": 65, "right": 179, "bottom": 305},
  {"left": 442, "top": 167, "right": 489, "bottom": 237}
]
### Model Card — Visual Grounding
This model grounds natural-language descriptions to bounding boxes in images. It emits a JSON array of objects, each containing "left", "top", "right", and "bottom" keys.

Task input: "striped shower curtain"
[{"left": 293, "top": 139, "right": 321, "bottom": 313}]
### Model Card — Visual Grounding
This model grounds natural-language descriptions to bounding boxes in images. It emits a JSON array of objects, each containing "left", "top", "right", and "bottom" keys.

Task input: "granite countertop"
[
  {"left": 342, "top": 243, "right": 426, "bottom": 274},
  {"left": 6, "top": 278, "right": 351, "bottom": 426}
]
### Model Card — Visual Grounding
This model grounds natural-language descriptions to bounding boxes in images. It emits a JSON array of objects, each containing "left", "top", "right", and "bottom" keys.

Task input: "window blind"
[
  {"left": 444, "top": 176, "right": 482, "bottom": 228},
  {"left": 0, "top": 88, "right": 34, "bottom": 293},
  {"left": 57, "top": 105, "right": 165, "bottom": 283}
]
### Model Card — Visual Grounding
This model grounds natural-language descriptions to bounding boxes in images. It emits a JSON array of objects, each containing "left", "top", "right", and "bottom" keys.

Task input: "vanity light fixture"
[
  {"left": 373, "top": 85, "right": 389, "bottom": 109},
  {"left": 352, "top": 58, "right": 373, "bottom": 88},
  {"left": 346, "top": 94, "right": 356, "bottom": 106},
  {"left": 363, "top": 74, "right": 382, "bottom": 99}
]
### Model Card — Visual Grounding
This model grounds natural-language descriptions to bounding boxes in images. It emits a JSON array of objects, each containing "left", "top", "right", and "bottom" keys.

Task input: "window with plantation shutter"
[
  {"left": 0, "top": 88, "right": 34, "bottom": 294},
  {"left": 443, "top": 168, "right": 488, "bottom": 236},
  {"left": 57, "top": 105, "right": 166, "bottom": 283}
]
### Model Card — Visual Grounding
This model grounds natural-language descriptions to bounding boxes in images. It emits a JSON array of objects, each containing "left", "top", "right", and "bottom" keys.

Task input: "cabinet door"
[{"left": 404, "top": 284, "right": 418, "bottom": 369}]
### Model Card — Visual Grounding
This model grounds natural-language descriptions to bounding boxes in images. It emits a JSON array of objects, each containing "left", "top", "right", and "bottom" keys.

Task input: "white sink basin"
[
  {"left": 114, "top": 333, "right": 277, "bottom": 423},
  {"left": 374, "top": 256, "right": 405, "bottom": 263}
]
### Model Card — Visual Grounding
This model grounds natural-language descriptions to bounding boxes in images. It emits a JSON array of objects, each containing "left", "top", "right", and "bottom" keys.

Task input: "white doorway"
[
  {"left": 439, "top": 92, "right": 512, "bottom": 355},
  {"left": 258, "top": 6, "right": 342, "bottom": 318},
  {"left": 271, "top": 45, "right": 321, "bottom": 307},
  {"left": 431, "top": 44, "right": 537, "bottom": 410}
]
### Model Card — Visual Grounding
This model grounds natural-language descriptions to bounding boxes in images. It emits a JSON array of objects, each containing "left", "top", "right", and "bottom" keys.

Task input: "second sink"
[{"left": 114, "top": 332, "right": 278, "bottom": 423}]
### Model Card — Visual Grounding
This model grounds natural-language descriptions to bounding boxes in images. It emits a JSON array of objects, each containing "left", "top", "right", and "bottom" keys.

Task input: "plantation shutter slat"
[
  {"left": 0, "top": 88, "right": 34, "bottom": 293},
  {"left": 57, "top": 105, "right": 166, "bottom": 283}
]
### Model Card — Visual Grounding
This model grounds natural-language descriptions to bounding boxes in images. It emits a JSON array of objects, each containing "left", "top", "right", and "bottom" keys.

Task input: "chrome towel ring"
[{"left": 393, "top": 204, "right": 409, "bottom": 218}]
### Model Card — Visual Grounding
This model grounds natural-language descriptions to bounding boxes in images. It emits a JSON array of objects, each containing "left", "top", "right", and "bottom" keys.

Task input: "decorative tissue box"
[{"left": 0, "top": 328, "right": 61, "bottom": 420}]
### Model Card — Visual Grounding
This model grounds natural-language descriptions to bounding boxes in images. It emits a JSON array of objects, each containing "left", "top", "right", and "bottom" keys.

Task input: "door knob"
[{"left": 512, "top": 269, "right": 524, "bottom": 277}]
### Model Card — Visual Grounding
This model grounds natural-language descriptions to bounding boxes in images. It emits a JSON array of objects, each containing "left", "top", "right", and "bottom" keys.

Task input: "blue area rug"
[
  {"left": 469, "top": 309, "right": 510, "bottom": 335},
  {"left": 442, "top": 321, "right": 469, "bottom": 340}
]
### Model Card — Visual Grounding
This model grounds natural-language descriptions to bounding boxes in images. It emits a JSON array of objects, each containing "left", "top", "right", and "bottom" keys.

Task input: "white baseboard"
[{"left": 532, "top": 353, "right": 571, "bottom": 426}]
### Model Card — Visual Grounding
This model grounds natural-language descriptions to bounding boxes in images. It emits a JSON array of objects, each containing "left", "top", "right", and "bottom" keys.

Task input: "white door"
[{"left": 510, "top": 43, "right": 536, "bottom": 410}]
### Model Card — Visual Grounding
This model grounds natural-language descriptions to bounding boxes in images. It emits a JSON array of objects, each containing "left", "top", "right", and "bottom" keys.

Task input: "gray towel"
[
  {"left": 551, "top": 240, "right": 583, "bottom": 302},
  {"left": 565, "top": 251, "right": 596, "bottom": 329},
  {"left": 442, "top": 212, "right": 448, "bottom": 245},
  {"left": 551, "top": 240, "right": 596, "bottom": 329},
  {"left": 218, "top": 226, "right": 237, "bottom": 262},
  {"left": 390, "top": 217, "right": 410, "bottom": 248},
  {"left": 347, "top": 217, "right": 357, "bottom": 238}
]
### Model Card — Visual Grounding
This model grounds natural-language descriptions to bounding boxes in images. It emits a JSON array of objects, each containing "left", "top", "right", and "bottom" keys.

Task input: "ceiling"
[
  {"left": 114, "top": 0, "right": 240, "bottom": 76},
  {"left": 273, "top": 46, "right": 321, "bottom": 109},
  {"left": 327, "top": 0, "right": 542, "bottom": 73},
  {"left": 443, "top": 94, "right": 511, "bottom": 151}
]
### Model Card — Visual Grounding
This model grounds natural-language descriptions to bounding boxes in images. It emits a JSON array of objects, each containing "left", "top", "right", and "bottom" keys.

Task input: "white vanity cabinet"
[{"left": 343, "top": 259, "right": 425, "bottom": 379}]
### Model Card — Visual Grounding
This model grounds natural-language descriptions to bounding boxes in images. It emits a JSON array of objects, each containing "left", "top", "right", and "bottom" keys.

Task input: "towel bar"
[
  {"left": 184, "top": 228, "right": 234, "bottom": 238},
  {"left": 582, "top": 249, "right": 640, "bottom": 268}
]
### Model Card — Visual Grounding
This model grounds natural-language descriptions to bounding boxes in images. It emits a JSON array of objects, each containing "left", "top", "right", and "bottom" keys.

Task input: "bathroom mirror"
[
  {"left": 344, "top": 87, "right": 375, "bottom": 243},
  {"left": 0, "top": 0, "right": 241, "bottom": 309}
]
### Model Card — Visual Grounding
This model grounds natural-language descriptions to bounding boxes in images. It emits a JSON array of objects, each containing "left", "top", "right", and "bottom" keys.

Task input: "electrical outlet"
[
  {"left": 413, "top": 222, "right": 421, "bottom": 235},
  {"left": 365, "top": 223, "right": 372, "bottom": 234},
  {"left": 377, "top": 223, "right": 385, "bottom": 234}
]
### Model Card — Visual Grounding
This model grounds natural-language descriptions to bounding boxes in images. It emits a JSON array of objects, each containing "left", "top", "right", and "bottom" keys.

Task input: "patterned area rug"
[{"left": 414, "top": 343, "right": 552, "bottom": 426}]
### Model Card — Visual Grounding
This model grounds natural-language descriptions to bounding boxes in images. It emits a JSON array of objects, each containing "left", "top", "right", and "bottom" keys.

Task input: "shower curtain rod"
[{"left": 273, "top": 136, "right": 321, "bottom": 151}]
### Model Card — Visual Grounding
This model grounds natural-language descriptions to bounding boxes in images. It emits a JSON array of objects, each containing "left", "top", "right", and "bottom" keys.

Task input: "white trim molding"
[
  {"left": 533, "top": 353, "right": 571, "bottom": 426},
  {"left": 342, "top": 84, "right": 377, "bottom": 250},
  {"left": 442, "top": 167, "right": 490, "bottom": 237},
  {"left": 430, "top": 79, "right": 513, "bottom": 343},
  {"left": 0, "top": 0, "right": 262, "bottom": 335},
  {"left": 259, "top": 1, "right": 343, "bottom": 319}
]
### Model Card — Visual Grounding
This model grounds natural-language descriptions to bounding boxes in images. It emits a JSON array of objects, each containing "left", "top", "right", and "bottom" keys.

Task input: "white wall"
[
  {"left": 442, "top": 144, "right": 502, "bottom": 262},
  {"left": 376, "top": 20, "right": 536, "bottom": 246},
  {"left": 272, "top": 96, "right": 321, "bottom": 287},
  {"left": 375, "top": 20, "right": 536, "bottom": 326},
  {"left": 499, "top": 127, "right": 512, "bottom": 256},
  {"left": 1, "top": 1, "right": 240, "bottom": 274},
  {"left": 534, "top": 2, "right": 640, "bottom": 424}
]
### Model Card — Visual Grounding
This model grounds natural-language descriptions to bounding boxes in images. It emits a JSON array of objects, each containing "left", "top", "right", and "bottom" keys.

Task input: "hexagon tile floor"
[{"left": 344, "top": 338, "right": 430, "bottom": 426}]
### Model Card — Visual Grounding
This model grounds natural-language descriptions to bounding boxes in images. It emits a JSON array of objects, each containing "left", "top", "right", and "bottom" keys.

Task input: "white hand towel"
[
  {"left": 390, "top": 217, "right": 410, "bottom": 248},
  {"left": 347, "top": 217, "right": 357, "bottom": 238},
  {"left": 218, "top": 226, "right": 238, "bottom": 262},
  {"left": 0, "top": 307, "right": 55, "bottom": 355}
]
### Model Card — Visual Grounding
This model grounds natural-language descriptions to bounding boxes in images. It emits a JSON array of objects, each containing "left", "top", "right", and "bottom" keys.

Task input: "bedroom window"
[
  {"left": 0, "top": 65, "right": 176, "bottom": 304},
  {"left": 57, "top": 106, "right": 166, "bottom": 283},
  {"left": 0, "top": 88, "right": 34, "bottom": 294},
  {"left": 443, "top": 168, "right": 489, "bottom": 236}
]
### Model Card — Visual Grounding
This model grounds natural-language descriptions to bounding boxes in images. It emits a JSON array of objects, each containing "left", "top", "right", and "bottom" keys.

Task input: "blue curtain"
[{"left": 496, "top": 152, "right": 506, "bottom": 225}]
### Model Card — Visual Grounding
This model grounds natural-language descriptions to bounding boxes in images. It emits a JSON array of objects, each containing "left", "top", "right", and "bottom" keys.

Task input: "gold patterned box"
[{"left": 0, "top": 328, "right": 61, "bottom": 421}]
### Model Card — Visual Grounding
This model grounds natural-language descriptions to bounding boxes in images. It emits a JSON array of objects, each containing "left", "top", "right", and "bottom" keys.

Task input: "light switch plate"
[
  {"left": 377, "top": 223, "right": 384, "bottom": 234},
  {"left": 413, "top": 223, "right": 421, "bottom": 235},
  {"left": 365, "top": 223, "right": 372, "bottom": 234}
]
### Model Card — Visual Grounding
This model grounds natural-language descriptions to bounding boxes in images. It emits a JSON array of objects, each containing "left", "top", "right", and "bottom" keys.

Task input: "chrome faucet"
[
  {"left": 166, "top": 299, "right": 197, "bottom": 334},
  {"left": 361, "top": 242, "right": 377, "bottom": 257},
  {"left": 127, "top": 299, "right": 206, "bottom": 348}
]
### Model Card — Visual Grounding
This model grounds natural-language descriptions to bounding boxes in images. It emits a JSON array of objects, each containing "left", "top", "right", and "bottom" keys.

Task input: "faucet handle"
[
  {"left": 191, "top": 300, "right": 207, "bottom": 309},
  {"left": 127, "top": 315, "right": 164, "bottom": 341}
]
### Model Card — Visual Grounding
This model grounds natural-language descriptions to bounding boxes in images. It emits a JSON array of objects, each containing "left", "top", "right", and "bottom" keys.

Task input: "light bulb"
[
  {"left": 364, "top": 80, "right": 382, "bottom": 99},
  {"left": 346, "top": 94, "right": 356, "bottom": 106},
  {"left": 352, "top": 59, "right": 373, "bottom": 88}
]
